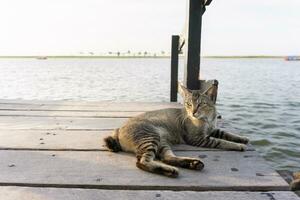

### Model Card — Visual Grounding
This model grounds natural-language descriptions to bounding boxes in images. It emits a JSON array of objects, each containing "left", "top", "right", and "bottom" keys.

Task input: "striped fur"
[{"left": 104, "top": 85, "right": 249, "bottom": 177}]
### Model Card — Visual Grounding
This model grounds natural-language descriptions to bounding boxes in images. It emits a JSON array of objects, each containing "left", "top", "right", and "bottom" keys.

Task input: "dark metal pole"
[
  {"left": 183, "top": 0, "right": 205, "bottom": 90},
  {"left": 170, "top": 35, "right": 180, "bottom": 102}
]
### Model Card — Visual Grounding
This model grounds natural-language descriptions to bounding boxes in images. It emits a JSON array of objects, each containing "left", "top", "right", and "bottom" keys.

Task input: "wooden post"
[
  {"left": 170, "top": 35, "right": 180, "bottom": 102},
  {"left": 183, "top": 0, "right": 205, "bottom": 90}
]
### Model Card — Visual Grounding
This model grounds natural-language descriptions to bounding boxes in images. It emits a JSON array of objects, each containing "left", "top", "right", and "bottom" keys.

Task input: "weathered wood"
[
  {"left": 0, "top": 130, "right": 254, "bottom": 151},
  {"left": 0, "top": 150, "right": 288, "bottom": 191},
  {"left": 0, "top": 116, "right": 127, "bottom": 130},
  {"left": 0, "top": 101, "right": 181, "bottom": 112},
  {"left": 0, "top": 130, "right": 108, "bottom": 151},
  {"left": 0, "top": 100, "right": 292, "bottom": 198},
  {"left": 0, "top": 113, "right": 232, "bottom": 131},
  {"left": 0, "top": 110, "right": 142, "bottom": 118},
  {"left": 170, "top": 35, "right": 180, "bottom": 102},
  {"left": 0, "top": 187, "right": 298, "bottom": 200},
  {"left": 0, "top": 99, "right": 179, "bottom": 106},
  {"left": 183, "top": 0, "right": 205, "bottom": 90}
]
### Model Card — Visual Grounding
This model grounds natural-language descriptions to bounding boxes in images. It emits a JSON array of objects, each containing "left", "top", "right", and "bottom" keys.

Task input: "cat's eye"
[{"left": 186, "top": 102, "right": 192, "bottom": 107}]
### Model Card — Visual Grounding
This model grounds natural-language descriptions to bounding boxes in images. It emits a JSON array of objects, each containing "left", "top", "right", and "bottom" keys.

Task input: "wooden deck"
[{"left": 0, "top": 100, "right": 299, "bottom": 200}]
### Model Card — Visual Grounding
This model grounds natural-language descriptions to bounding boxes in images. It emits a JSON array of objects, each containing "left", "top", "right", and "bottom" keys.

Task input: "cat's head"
[{"left": 179, "top": 84, "right": 217, "bottom": 121}]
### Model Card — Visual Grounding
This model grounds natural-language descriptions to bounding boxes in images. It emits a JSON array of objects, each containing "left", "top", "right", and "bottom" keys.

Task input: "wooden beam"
[
  {"left": 0, "top": 151, "right": 288, "bottom": 190},
  {"left": 183, "top": 0, "right": 205, "bottom": 90},
  {"left": 0, "top": 188, "right": 298, "bottom": 200},
  {"left": 0, "top": 116, "right": 127, "bottom": 130},
  {"left": 0, "top": 101, "right": 181, "bottom": 112},
  {"left": 170, "top": 35, "right": 180, "bottom": 102}
]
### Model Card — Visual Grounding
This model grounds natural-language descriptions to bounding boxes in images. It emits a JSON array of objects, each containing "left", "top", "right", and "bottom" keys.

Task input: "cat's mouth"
[{"left": 193, "top": 114, "right": 208, "bottom": 121}]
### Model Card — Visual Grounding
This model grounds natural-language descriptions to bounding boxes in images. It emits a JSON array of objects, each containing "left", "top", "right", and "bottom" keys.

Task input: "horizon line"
[{"left": 0, "top": 55, "right": 291, "bottom": 59}]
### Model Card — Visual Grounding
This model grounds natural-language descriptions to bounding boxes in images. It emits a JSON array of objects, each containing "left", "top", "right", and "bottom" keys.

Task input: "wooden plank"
[
  {"left": 0, "top": 101, "right": 181, "bottom": 112},
  {"left": 0, "top": 99, "right": 180, "bottom": 106},
  {"left": 0, "top": 188, "right": 299, "bottom": 200},
  {"left": 0, "top": 130, "right": 254, "bottom": 151},
  {"left": 0, "top": 116, "right": 127, "bottom": 130},
  {"left": 0, "top": 130, "right": 107, "bottom": 151},
  {"left": 0, "top": 113, "right": 233, "bottom": 131},
  {"left": 0, "top": 116, "right": 227, "bottom": 130},
  {"left": 0, "top": 110, "right": 142, "bottom": 118},
  {"left": 0, "top": 150, "right": 288, "bottom": 191}
]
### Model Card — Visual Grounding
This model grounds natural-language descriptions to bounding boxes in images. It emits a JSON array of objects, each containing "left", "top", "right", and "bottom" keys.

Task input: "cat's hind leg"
[
  {"left": 210, "top": 129, "right": 249, "bottom": 144},
  {"left": 136, "top": 142, "right": 179, "bottom": 178},
  {"left": 159, "top": 146, "right": 204, "bottom": 171},
  {"left": 194, "top": 137, "right": 247, "bottom": 151}
]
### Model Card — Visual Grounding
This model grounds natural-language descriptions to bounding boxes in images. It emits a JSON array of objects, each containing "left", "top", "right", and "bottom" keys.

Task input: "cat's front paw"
[
  {"left": 240, "top": 137, "right": 250, "bottom": 144},
  {"left": 239, "top": 144, "right": 247, "bottom": 151}
]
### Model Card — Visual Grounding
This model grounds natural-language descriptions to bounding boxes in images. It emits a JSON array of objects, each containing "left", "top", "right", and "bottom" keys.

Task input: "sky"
[{"left": 0, "top": 0, "right": 299, "bottom": 56}]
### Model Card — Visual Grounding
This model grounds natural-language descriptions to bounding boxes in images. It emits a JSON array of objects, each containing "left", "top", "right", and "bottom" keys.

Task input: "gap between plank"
[{"left": 0, "top": 183, "right": 289, "bottom": 192}]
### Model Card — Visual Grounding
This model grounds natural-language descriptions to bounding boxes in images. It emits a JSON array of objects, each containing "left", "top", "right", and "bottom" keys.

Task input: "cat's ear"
[
  {"left": 178, "top": 83, "right": 192, "bottom": 98},
  {"left": 202, "top": 85, "right": 217, "bottom": 104}
]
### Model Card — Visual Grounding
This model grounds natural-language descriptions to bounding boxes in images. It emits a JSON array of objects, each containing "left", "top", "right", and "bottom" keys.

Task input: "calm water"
[{"left": 0, "top": 58, "right": 299, "bottom": 171}]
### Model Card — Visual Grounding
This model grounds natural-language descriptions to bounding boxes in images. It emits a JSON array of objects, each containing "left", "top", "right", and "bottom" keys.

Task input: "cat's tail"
[{"left": 104, "top": 128, "right": 122, "bottom": 152}]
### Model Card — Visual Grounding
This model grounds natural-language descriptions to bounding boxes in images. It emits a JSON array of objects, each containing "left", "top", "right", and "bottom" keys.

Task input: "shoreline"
[{"left": 0, "top": 55, "right": 286, "bottom": 59}]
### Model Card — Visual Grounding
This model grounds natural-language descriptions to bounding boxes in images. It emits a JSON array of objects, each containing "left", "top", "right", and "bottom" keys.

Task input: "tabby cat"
[{"left": 104, "top": 84, "right": 249, "bottom": 177}]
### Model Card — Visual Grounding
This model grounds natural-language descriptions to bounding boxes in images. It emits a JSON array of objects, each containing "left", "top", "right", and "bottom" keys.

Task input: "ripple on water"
[
  {"left": 272, "top": 147, "right": 300, "bottom": 158},
  {"left": 251, "top": 102, "right": 281, "bottom": 108},
  {"left": 280, "top": 112, "right": 298, "bottom": 117},
  {"left": 264, "top": 151, "right": 286, "bottom": 160},
  {"left": 274, "top": 131, "right": 300, "bottom": 138},
  {"left": 247, "top": 121, "right": 263, "bottom": 127},
  {"left": 286, "top": 102, "right": 300, "bottom": 107},
  {"left": 229, "top": 117, "right": 243, "bottom": 122},
  {"left": 260, "top": 123, "right": 280, "bottom": 129},
  {"left": 228, "top": 104, "right": 243, "bottom": 108},
  {"left": 292, "top": 120, "right": 300, "bottom": 124},
  {"left": 236, "top": 113, "right": 255, "bottom": 118},
  {"left": 251, "top": 139, "right": 272, "bottom": 146},
  {"left": 264, "top": 118, "right": 278, "bottom": 123}
]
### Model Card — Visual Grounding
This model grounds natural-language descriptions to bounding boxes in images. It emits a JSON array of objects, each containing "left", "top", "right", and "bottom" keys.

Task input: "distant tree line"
[{"left": 78, "top": 50, "right": 170, "bottom": 57}]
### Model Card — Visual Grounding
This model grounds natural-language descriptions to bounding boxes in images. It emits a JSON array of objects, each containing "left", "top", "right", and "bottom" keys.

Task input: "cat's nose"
[{"left": 193, "top": 111, "right": 199, "bottom": 118}]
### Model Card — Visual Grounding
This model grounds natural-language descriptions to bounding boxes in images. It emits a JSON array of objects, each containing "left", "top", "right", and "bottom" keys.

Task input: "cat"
[{"left": 104, "top": 84, "right": 249, "bottom": 178}]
